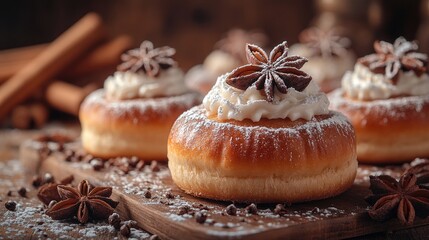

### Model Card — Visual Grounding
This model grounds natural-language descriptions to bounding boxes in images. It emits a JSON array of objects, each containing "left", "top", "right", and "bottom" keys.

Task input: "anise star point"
[
  {"left": 117, "top": 40, "right": 177, "bottom": 78},
  {"left": 358, "top": 37, "right": 428, "bottom": 84},
  {"left": 226, "top": 41, "right": 312, "bottom": 102},
  {"left": 45, "top": 180, "right": 118, "bottom": 224},
  {"left": 299, "top": 27, "right": 351, "bottom": 58},
  {"left": 366, "top": 173, "right": 429, "bottom": 225}
]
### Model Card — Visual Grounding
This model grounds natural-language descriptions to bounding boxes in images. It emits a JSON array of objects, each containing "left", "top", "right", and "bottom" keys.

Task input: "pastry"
[
  {"left": 289, "top": 27, "right": 355, "bottom": 92},
  {"left": 79, "top": 41, "right": 201, "bottom": 160},
  {"left": 329, "top": 37, "right": 429, "bottom": 163},
  {"left": 168, "top": 41, "right": 357, "bottom": 203},
  {"left": 185, "top": 29, "right": 268, "bottom": 94}
]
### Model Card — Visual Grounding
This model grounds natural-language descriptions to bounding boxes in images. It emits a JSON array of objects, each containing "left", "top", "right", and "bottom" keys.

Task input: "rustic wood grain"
[{"left": 18, "top": 139, "right": 429, "bottom": 240}]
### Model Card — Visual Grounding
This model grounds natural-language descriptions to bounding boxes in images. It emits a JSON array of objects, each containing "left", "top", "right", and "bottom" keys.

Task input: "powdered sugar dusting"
[
  {"left": 171, "top": 106, "right": 353, "bottom": 150},
  {"left": 81, "top": 89, "right": 201, "bottom": 121},
  {"left": 329, "top": 89, "right": 429, "bottom": 124}
]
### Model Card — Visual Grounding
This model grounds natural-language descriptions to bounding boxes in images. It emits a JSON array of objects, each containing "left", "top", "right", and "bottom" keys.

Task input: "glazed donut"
[
  {"left": 168, "top": 106, "right": 357, "bottom": 203},
  {"left": 329, "top": 90, "right": 429, "bottom": 163},
  {"left": 80, "top": 90, "right": 201, "bottom": 160}
]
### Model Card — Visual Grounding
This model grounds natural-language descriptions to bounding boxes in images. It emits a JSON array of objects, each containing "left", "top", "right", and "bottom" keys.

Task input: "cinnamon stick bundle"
[
  {"left": 0, "top": 35, "right": 132, "bottom": 82},
  {"left": 0, "top": 13, "right": 105, "bottom": 121}
]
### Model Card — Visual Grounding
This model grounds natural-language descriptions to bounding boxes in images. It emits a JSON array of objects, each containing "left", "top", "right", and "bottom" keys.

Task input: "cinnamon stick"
[
  {"left": 0, "top": 35, "right": 132, "bottom": 82},
  {"left": 0, "top": 44, "right": 46, "bottom": 64},
  {"left": 0, "top": 12, "right": 105, "bottom": 121},
  {"left": 63, "top": 35, "right": 133, "bottom": 78},
  {"left": 45, "top": 81, "right": 97, "bottom": 115}
]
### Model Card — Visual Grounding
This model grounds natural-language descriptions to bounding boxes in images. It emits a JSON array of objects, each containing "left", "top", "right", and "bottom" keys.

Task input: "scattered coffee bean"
[
  {"left": 136, "top": 160, "right": 145, "bottom": 171},
  {"left": 43, "top": 173, "right": 54, "bottom": 184},
  {"left": 32, "top": 176, "right": 43, "bottom": 188},
  {"left": 108, "top": 213, "right": 121, "bottom": 230},
  {"left": 5, "top": 200, "right": 16, "bottom": 211},
  {"left": 225, "top": 204, "right": 237, "bottom": 216},
  {"left": 128, "top": 156, "right": 139, "bottom": 167},
  {"left": 178, "top": 205, "right": 190, "bottom": 215},
  {"left": 273, "top": 204, "right": 287, "bottom": 216},
  {"left": 150, "top": 161, "right": 160, "bottom": 172},
  {"left": 17, "top": 187, "right": 27, "bottom": 197},
  {"left": 144, "top": 190, "right": 152, "bottom": 199},
  {"left": 123, "top": 220, "right": 137, "bottom": 228},
  {"left": 311, "top": 207, "right": 320, "bottom": 214},
  {"left": 165, "top": 192, "right": 175, "bottom": 199},
  {"left": 245, "top": 203, "right": 258, "bottom": 214},
  {"left": 7, "top": 190, "right": 12, "bottom": 196},
  {"left": 90, "top": 158, "right": 104, "bottom": 171},
  {"left": 195, "top": 212, "right": 207, "bottom": 224},
  {"left": 120, "top": 224, "right": 131, "bottom": 237}
]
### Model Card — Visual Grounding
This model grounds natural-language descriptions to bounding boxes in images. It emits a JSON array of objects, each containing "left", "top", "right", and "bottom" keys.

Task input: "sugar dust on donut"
[{"left": 168, "top": 41, "right": 357, "bottom": 203}]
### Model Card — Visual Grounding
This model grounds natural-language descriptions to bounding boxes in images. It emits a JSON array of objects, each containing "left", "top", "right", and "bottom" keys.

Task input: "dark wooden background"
[{"left": 0, "top": 0, "right": 424, "bottom": 70}]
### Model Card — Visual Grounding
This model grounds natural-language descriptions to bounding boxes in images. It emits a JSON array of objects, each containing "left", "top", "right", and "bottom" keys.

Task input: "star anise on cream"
[
  {"left": 358, "top": 37, "right": 428, "bottom": 84},
  {"left": 299, "top": 27, "right": 351, "bottom": 58},
  {"left": 117, "top": 40, "right": 177, "bottom": 77},
  {"left": 226, "top": 41, "right": 312, "bottom": 102},
  {"left": 45, "top": 180, "right": 119, "bottom": 223},
  {"left": 216, "top": 28, "right": 268, "bottom": 63},
  {"left": 365, "top": 173, "right": 429, "bottom": 225}
]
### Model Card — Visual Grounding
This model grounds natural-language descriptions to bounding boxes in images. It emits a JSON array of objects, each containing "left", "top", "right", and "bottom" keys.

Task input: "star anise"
[
  {"left": 404, "top": 158, "right": 429, "bottom": 190},
  {"left": 299, "top": 27, "right": 351, "bottom": 57},
  {"left": 215, "top": 28, "right": 268, "bottom": 64},
  {"left": 226, "top": 41, "right": 312, "bottom": 102},
  {"left": 366, "top": 173, "right": 429, "bottom": 225},
  {"left": 358, "top": 37, "right": 428, "bottom": 84},
  {"left": 37, "top": 175, "right": 74, "bottom": 205},
  {"left": 117, "top": 40, "right": 177, "bottom": 77},
  {"left": 45, "top": 180, "right": 119, "bottom": 223}
]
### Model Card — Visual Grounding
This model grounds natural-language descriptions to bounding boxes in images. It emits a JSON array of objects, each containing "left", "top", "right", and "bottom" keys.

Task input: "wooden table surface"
[{"left": 1, "top": 123, "right": 429, "bottom": 240}]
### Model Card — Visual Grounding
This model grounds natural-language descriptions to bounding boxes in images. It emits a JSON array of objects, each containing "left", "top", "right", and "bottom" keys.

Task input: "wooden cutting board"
[{"left": 19, "top": 139, "right": 429, "bottom": 240}]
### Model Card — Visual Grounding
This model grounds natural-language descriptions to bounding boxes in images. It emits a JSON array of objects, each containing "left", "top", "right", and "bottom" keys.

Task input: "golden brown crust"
[
  {"left": 167, "top": 106, "right": 357, "bottom": 202},
  {"left": 79, "top": 90, "right": 201, "bottom": 160},
  {"left": 329, "top": 89, "right": 429, "bottom": 163}
]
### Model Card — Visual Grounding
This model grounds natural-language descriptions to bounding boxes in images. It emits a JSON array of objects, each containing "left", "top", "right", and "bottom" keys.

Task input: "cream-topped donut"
[
  {"left": 80, "top": 41, "right": 201, "bottom": 160},
  {"left": 329, "top": 37, "right": 429, "bottom": 163},
  {"left": 289, "top": 27, "right": 355, "bottom": 92},
  {"left": 168, "top": 41, "right": 357, "bottom": 203}
]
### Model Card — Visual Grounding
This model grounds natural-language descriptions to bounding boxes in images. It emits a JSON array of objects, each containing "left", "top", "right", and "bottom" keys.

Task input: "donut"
[
  {"left": 80, "top": 90, "right": 201, "bottom": 160},
  {"left": 79, "top": 40, "right": 201, "bottom": 160},
  {"left": 168, "top": 106, "right": 357, "bottom": 203},
  {"left": 289, "top": 27, "right": 355, "bottom": 93},
  {"left": 168, "top": 41, "right": 357, "bottom": 203},
  {"left": 329, "top": 37, "right": 429, "bottom": 163},
  {"left": 329, "top": 90, "right": 429, "bottom": 163}
]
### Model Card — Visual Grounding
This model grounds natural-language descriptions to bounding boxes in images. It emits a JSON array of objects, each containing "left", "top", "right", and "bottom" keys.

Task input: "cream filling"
[
  {"left": 104, "top": 67, "right": 188, "bottom": 100},
  {"left": 203, "top": 74, "right": 330, "bottom": 122},
  {"left": 342, "top": 63, "right": 429, "bottom": 100}
]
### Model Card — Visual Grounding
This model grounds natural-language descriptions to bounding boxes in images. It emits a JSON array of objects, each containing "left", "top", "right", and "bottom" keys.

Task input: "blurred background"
[
  {"left": 0, "top": 0, "right": 427, "bottom": 128},
  {"left": 0, "top": 0, "right": 426, "bottom": 69}
]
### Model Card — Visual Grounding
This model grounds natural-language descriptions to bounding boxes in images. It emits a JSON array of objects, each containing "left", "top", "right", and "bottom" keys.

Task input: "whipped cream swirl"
[
  {"left": 104, "top": 67, "right": 189, "bottom": 100},
  {"left": 342, "top": 63, "right": 429, "bottom": 100},
  {"left": 203, "top": 74, "right": 330, "bottom": 122}
]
